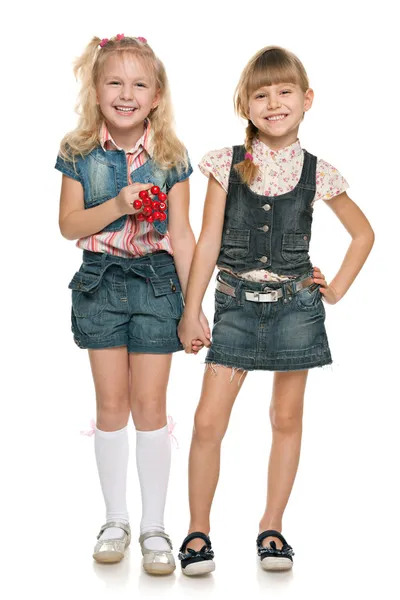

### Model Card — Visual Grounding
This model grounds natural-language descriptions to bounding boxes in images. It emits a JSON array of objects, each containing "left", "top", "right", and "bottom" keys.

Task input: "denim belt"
[{"left": 216, "top": 275, "right": 315, "bottom": 303}]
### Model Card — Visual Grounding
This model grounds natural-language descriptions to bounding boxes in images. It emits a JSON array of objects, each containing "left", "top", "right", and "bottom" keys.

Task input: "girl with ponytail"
[{"left": 55, "top": 34, "right": 209, "bottom": 574}]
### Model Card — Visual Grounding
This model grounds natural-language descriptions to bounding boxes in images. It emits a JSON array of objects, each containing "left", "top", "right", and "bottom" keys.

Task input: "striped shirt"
[{"left": 76, "top": 121, "right": 173, "bottom": 257}]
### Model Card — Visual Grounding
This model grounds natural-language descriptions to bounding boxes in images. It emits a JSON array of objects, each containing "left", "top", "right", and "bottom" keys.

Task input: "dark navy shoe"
[
  {"left": 257, "top": 530, "right": 294, "bottom": 571},
  {"left": 178, "top": 531, "right": 215, "bottom": 576}
]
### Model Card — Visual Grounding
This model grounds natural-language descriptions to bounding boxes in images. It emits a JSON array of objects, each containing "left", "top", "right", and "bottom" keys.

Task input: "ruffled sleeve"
[
  {"left": 198, "top": 147, "right": 234, "bottom": 193},
  {"left": 315, "top": 159, "right": 349, "bottom": 202}
]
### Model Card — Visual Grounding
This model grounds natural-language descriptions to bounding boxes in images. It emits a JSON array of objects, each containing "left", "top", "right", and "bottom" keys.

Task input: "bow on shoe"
[
  {"left": 257, "top": 540, "right": 294, "bottom": 558},
  {"left": 178, "top": 546, "right": 215, "bottom": 561}
]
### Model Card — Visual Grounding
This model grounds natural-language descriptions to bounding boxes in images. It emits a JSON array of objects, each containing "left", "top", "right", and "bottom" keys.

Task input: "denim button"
[
  {"left": 262, "top": 204, "right": 271, "bottom": 211},
  {"left": 262, "top": 225, "right": 269, "bottom": 232},
  {"left": 259, "top": 256, "right": 268, "bottom": 263}
]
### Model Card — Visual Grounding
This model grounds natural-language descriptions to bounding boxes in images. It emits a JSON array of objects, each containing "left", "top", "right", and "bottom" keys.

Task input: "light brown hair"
[{"left": 233, "top": 46, "right": 309, "bottom": 185}]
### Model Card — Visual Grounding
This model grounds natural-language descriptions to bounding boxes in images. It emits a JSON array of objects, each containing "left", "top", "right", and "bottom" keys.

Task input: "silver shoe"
[
  {"left": 93, "top": 521, "right": 131, "bottom": 564},
  {"left": 139, "top": 530, "right": 176, "bottom": 575}
]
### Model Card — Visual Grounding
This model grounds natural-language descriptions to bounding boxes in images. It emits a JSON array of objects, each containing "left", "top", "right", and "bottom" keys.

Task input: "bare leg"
[
  {"left": 129, "top": 353, "right": 172, "bottom": 431},
  {"left": 89, "top": 347, "right": 130, "bottom": 431},
  {"left": 187, "top": 365, "right": 247, "bottom": 551},
  {"left": 259, "top": 369, "right": 308, "bottom": 548}
]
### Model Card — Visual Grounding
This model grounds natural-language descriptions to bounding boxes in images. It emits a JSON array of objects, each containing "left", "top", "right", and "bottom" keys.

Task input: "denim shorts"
[
  {"left": 206, "top": 270, "right": 332, "bottom": 372},
  {"left": 68, "top": 250, "right": 184, "bottom": 353}
]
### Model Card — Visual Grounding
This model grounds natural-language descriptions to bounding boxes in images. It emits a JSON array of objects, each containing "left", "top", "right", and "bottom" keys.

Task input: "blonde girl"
[{"left": 55, "top": 34, "right": 209, "bottom": 574}]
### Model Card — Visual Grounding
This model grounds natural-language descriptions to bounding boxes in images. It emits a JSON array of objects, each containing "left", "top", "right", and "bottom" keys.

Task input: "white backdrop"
[{"left": 3, "top": 1, "right": 399, "bottom": 598}]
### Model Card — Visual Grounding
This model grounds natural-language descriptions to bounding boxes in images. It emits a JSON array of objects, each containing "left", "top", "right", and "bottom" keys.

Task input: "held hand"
[
  {"left": 191, "top": 309, "right": 212, "bottom": 355},
  {"left": 178, "top": 314, "right": 211, "bottom": 354},
  {"left": 313, "top": 266, "right": 341, "bottom": 305},
  {"left": 199, "top": 308, "right": 211, "bottom": 343},
  {"left": 115, "top": 183, "right": 154, "bottom": 216}
]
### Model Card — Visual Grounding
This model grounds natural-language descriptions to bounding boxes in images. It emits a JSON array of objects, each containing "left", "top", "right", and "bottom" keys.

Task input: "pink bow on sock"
[
  {"left": 167, "top": 415, "right": 179, "bottom": 449},
  {"left": 80, "top": 419, "right": 96, "bottom": 436}
]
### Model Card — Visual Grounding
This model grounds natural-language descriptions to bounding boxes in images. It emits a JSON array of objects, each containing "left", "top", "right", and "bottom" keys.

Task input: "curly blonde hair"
[
  {"left": 60, "top": 35, "right": 188, "bottom": 170},
  {"left": 233, "top": 46, "right": 309, "bottom": 185}
]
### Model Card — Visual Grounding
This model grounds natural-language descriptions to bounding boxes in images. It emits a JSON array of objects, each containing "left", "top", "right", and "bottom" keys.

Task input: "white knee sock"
[
  {"left": 95, "top": 425, "right": 129, "bottom": 541},
  {"left": 136, "top": 424, "right": 171, "bottom": 551}
]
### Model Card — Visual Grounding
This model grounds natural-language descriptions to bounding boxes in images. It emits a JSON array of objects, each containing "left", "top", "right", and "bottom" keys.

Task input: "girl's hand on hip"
[
  {"left": 115, "top": 183, "right": 154, "bottom": 216},
  {"left": 313, "top": 266, "right": 340, "bottom": 305}
]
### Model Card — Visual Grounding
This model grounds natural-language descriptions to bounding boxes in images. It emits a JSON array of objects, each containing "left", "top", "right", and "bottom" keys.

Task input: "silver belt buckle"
[
  {"left": 245, "top": 290, "right": 279, "bottom": 303},
  {"left": 264, "top": 290, "right": 279, "bottom": 302}
]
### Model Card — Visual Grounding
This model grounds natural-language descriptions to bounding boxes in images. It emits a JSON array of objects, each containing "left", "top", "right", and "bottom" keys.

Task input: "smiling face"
[
  {"left": 96, "top": 53, "right": 159, "bottom": 145},
  {"left": 248, "top": 83, "right": 314, "bottom": 149},
  {"left": 248, "top": 82, "right": 314, "bottom": 149}
]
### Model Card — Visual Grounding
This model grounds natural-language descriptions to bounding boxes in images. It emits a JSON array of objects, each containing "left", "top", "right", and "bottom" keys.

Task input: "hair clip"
[
  {"left": 245, "top": 152, "right": 254, "bottom": 161},
  {"left": 100, "top": 34, "right": 146, "bottom": 48}
]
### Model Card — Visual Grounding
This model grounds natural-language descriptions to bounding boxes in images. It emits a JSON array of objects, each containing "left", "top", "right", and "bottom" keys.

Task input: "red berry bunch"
[{"left": 133, "top": 186, "right": 167, "bottom": 223}]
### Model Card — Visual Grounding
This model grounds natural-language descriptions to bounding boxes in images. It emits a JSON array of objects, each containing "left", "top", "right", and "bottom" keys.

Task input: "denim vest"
[
  {"left": 55, "top": 146, "right": 192, "bottom": 236},
  {"left": 217, "top": 145, "right": 316, "bottom": 276}
]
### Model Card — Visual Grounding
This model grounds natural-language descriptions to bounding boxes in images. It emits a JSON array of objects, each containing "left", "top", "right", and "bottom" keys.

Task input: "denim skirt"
[{"left": 206, "top": 269, "right": 332, "bottom": 372}]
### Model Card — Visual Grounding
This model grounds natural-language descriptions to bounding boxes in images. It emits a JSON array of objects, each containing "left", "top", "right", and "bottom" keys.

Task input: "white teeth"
[
  {"left": 116, "top": 107, "right": 135, "bottom": 112},
  {"left": 267, "top": 114, "right": 287, "bottom": 121}
]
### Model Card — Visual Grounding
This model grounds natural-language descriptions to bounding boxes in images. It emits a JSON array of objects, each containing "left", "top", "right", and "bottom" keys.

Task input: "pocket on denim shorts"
[
  {"left": 80, "top": 258, "right": 103, "bottom": 278},
  {"left": 68, "top": 271, "right": 108, "bottom": 318},
  {"left": 147, "top": 274, "right": 184, "bottom": 319},
  {"left": 295, "top": 283, "right": 324, "bottom": 312}
]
